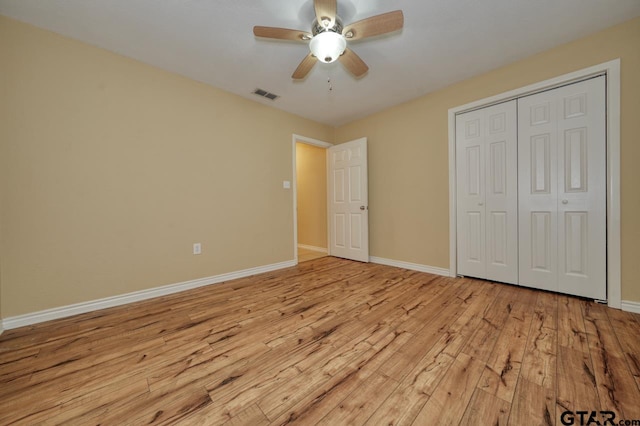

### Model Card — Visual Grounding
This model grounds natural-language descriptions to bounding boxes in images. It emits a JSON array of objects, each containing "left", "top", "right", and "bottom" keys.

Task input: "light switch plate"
[{"left": 283, "top": 180, "right": 291, "bottom": 189}]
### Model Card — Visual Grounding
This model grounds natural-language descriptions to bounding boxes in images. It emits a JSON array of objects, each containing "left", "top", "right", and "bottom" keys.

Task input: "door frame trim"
[
  {"left": 292, "top": 134, "right": 332, "bottom": 264},
  {"left": 447, "top": 59, "right": 621, "bottom": 309}
]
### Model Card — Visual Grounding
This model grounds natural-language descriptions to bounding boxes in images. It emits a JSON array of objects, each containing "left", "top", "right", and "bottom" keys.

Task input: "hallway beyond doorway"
[{"left": 298, "top": 247, "right": 327, "bottom": 262}]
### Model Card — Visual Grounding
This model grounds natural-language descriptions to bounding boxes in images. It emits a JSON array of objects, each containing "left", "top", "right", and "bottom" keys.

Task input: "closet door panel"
[
  {"left": 518, "top": 76, "right": 606, "bottom": 299},
  {"left": 518, "top": 98, "right": 559, "bottom": 292},
  {"left": 484, "top": 102, "right": 518, "bottom": 284},
  {"left": 556, "top": 77, "right": 606, "bottom": 299},
  {"left": 456, "top": 109, "right": 486, "bottom": 279},
  {"left": 456, "top": 101, "right": 517, "bottom": 284}
]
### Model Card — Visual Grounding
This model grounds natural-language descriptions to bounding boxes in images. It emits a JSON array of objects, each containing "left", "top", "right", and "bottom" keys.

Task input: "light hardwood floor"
[
  {"left": 1, "top": 257, "right": 639, "bottom": 425},
  {"left": 298, "top": 247, "right": 328, "bottom": 263}
]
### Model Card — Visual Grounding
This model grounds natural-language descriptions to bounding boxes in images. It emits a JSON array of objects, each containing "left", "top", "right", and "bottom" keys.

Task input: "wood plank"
[
  {"left": 202, "top": 337, "right": 363, "bottom": 424},
  {"left": 365, "top": 322, "right": 469, "bottom": 426},
  {"left": 460, "top": 387, "right": 511, "bottom": 426},
  {"left": 316, "top": 372, "right": 399, "bottom": 425},
  {"left": 557, "top": 295, "right": 589, "bottom": 352},
  {"left": 509, "top": 291, "right": 557, "bottom": 426},
  {"left": 556, "top": 345, "right": 601, "bottom": 424},
  {"left": 519, "top": 292, "right": 557, "bottom": 388},
  {"left": 412, "top": 352, "right": 486, "bottom": 426},
  {"left": 93, "top": 383, "right": 212, "bottom": 425},
  {"left": 366, "top": 348, "right": 455, "bottom": 424},
  {"left": 0, "top": 345, "right": 164, "bottom": 423},
  {"left": 0, "top": 374, "right": 149, "bottom": 424},
  {"left": 266, "top": 364, "right": 369, "bottom": 425},
  {"left": 510, "top": 377, "right": 555, "bottom": 426},
  {"left": 461, "top": 284, "right": 521, "bottom": 362},
  {"left": 476, "top": 293, "right": 535, "bottom": 403},
  {"left": 582, "top": 301, "right": 640, "bottom": 419},
  {"left": 606, "top": 307, "right": 640, "bottom": 390},
  {"left": 222, "top": 404, "right": 269, "bottom": 426},
  {"left": 257, "top": 328, "right": 410, "bottom": 422},
  {"left": 376, "top": 350, "right": 415, "bottom": 383}
]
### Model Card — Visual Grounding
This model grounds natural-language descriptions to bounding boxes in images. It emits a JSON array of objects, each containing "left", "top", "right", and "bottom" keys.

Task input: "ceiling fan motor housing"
[
  {"left": 310, "top": 17, "right": 346, "bottom": 63},
  {"left": 311, "top": 16, "right": 344, "bottom": 36}
]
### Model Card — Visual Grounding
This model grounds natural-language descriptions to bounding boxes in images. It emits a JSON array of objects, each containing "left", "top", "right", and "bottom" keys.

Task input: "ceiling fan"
[{"left": 253, "top": 0, "right": 404, "bottom": 79}]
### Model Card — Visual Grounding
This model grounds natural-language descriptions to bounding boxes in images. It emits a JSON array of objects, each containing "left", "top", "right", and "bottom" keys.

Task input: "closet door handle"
[
  {"left": 562, "top": 199, "right": 568, "bottom": 205},
  {"left": 478, "top": 202, "right": 484, "bottom": 206}
]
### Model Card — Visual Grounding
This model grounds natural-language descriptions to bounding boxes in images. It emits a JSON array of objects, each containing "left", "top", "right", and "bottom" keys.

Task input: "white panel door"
[
  {"left": 456, "top": 100, "right": 518, "bottom": 284},
  {"left": 328, "top": 138, "right": 369, "bottom": 262},
  {"left": 518, "top": 76, "right": 606, "bottom": 299},
  {"left": 456, "top": 108, "right": 486, "bottom": 279},
  {"left": 484, "top": 103, "right": 518, "bottom": 284},
  {"left": 517, "top": 98, "right": 559, "bottom": 292}
]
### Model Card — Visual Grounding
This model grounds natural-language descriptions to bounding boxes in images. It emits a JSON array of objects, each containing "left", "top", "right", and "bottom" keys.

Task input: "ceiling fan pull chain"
[{"left": 328, "top": 77, "right": 333, "bottom": 92}]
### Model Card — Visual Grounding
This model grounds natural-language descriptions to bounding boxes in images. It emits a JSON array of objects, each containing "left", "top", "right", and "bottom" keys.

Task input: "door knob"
[
  {"left": 562, "top": 199, "right": 568, "bottom": 204},
  {"left": 478, "top": 202, "right": 484, "bottom": 206},
  {"left": 360, "top": 206, "right": 366, "bottom": 210}
]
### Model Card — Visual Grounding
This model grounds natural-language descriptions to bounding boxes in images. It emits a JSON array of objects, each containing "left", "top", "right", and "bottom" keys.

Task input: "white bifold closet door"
[
  {"left": 518, "top": 76, "right": 606, "bottom": 299},
  {"left": 456, "top": 100, "right": 518, "bottom": 285}
]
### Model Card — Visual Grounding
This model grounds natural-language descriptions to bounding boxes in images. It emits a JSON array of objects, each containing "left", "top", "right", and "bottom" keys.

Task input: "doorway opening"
[{"left": 292, "top": 135, "right": 332, "bottom": 263}]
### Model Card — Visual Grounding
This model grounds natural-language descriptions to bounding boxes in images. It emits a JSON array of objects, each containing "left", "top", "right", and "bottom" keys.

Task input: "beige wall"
[
  {"left": 296, "top": 143, "right": 328, "bottom": 249},
  {"left": 335, "top": 17, "right": 640, "bottom": 302},
  {"left": 0, "top": 17, "right": 333, "bottom": 318},
  {"left": 2, "top": 15, "right": 639, "bottom": 321}
]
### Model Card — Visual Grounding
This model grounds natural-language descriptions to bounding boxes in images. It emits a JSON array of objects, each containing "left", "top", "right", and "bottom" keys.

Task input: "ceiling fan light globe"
[{"left": 309, "top": 31, "right": 346, "bottom": 64}]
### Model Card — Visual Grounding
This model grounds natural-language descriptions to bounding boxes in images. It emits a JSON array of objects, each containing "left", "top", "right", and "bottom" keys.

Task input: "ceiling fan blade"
[
  {"left": 314, "top": 0, "right": 337, "bottom": 27},
  {"left": 343, "top": 10, "right": 404, "bottom": 41},
  {"left": 292, "top": 54, "right": 318, "bottom": 79},
  {"left": 339, "top": 48, "right": 369, "bottom": 78},
  {"left": 253, "top": 26, "right": 311, "bottom": 42}
]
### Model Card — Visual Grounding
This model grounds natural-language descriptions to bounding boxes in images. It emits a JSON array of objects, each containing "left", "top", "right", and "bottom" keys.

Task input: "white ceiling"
[{"left": 2, "top": 0, "right": 639, "bottom": 126}]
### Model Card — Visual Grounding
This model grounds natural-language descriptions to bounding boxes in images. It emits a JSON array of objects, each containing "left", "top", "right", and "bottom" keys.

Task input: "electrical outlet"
[{"left": 193, "top": 243, "right": 202, "bottom": 255}]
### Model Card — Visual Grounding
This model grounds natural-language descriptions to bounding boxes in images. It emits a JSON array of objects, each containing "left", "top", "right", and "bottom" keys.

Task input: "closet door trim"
[{"left": 447, "top": 59, "right": 621, "bottom": 309}]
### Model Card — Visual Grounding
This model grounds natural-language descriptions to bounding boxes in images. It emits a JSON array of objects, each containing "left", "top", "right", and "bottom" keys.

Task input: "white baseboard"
[
  {"left": 1, "top": 259, "right": 296, "bottom": 330},
  {"left": 621, "top": 300, "right": 640, "bottom": 314},
  {"left": 370, "top": 256, "right": 450, "bottom": 277},
  {"left": 297, "top": 244, "right": 328, "bottom": 253}
]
